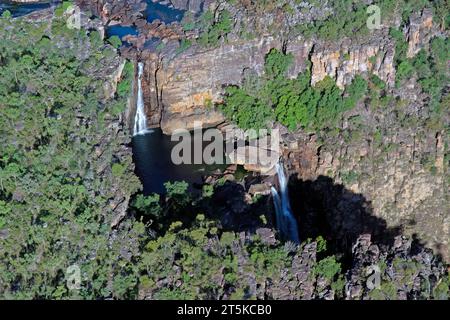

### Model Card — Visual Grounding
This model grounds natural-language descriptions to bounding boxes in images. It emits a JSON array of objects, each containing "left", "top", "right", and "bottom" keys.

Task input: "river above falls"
[
  {"left": 0, "top": 1, "right": 56, "bottom": 17},
  {"left": 106, "top": 1, "right": 185, "bottom": 40}
]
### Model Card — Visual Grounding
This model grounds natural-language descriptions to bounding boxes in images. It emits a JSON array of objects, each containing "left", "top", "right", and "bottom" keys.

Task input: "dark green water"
[{"left": 132, "top": 129, "right": 227, "bottom": 195}]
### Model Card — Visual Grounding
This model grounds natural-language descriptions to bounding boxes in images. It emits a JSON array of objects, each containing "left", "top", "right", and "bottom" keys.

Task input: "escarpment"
[
  {"left": 128, "top": 6, "right": 448, "bottom": 261},
  {"left": 139, "top": 33, "right": 398, "bottom": 134},
  {"left": 3, "top": 0, "right": 448, "bottom": 300},
  {"left": 136, "top": 6, "right": 439, "bottom": 134},
  {"left": 75, "top": 0, "right": 448, "bottom": 261}
]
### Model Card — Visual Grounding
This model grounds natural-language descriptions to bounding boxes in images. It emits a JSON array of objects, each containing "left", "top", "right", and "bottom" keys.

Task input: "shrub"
[
  {"left": 314, "top": 256, "right": 342, "bottom": 280},
  {"left": 264, "top": 48, "right": 294, "bottom": 78},
  {"left": 108, "top": 35, "right": 122, "bottom": 49},
  {"left": 133, "top": 194, "right": 162, "bottom": 217}
]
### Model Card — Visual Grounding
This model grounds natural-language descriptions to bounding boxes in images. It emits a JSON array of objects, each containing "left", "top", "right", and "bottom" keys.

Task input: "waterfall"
[
  {"left": 133, "top": 62, "right": 148, "bottom": 136},
  {"left": 271, "top": 161, "right": 300, "bottom": 243}
]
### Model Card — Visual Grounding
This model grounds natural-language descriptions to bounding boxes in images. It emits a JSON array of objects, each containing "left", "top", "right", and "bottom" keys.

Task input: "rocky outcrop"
[
  {"left": 309, "top": 38, "right": 396, "bottom": 88},
  {"left": 144, "top": 28, "right": 400, "bottom": 133},
  {"left": 76, "top": 0, "right": 146, "bottom": 25},
  {"left": 106, "top": 60, "right": 127, "bottom": 98},
  {"left": 156, "top": 0, "right": 210, "bottom": 13},
  {"left": 279, "top": 87, "right": 449, "bottom": 261},
  {"left": 154, "top": 37, "right": 283, "bottom": 133},
  {"left": 406, "top": 8, "right": 435, "bottom": 58},
  {"left": 345, "top": 234, "right": 448, "bottom": 300}
]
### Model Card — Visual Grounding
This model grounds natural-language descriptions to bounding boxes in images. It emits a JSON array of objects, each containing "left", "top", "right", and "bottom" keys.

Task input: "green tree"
[{"left": 107, "top": 35, "right": 122, "bottom": 49}]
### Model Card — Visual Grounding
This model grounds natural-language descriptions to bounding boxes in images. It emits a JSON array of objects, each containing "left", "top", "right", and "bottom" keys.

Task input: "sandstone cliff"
[
  {"left": 133, "top": 7, "right": 448, "bottom": 262},
  {"left": 145, "top": 30, "right": 398, "bottom": 134}
]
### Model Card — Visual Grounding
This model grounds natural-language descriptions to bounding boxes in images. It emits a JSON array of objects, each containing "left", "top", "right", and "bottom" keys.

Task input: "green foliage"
[
  {"left": 295, "top": 0, "right": 369, "bottom": 40},
  {"left": 117, "top": 61, "right": 134, "bottom": 100},
  {"left": 1, "top": 10, "right": 11, "bottom": 19},
  {"left": 62, "top": 1, "right": 74, "bottom": 11},
  {"left": 202, "top": 184, "right": 214, "bottom": 198},
  {"left": 112, "top": 163, "right": 125, "bottom": 176},
  {"left": 344, "top": 75, "right": 368, "bottom": 108},
  {"left": 314, "top": 256, "right": 342, "bottom": 280},
  {"left": 164, "top": 181, "right": 189, "bottom": 198},
  {"left": 369, "top": 74, "right": 386, "bottom": 90},
  {"left": 316, "top": 236, "right": 327, "bottom": 253},
  {"left": 389, "top": 27, "right": 410, "bottom": 87},
  {"left": 432, "top": 276, "right": 450, "bottom": 300},
  {"left": 369, "top": 282, "right": 399, "bottom": 300},
  {"left": 0, "top": 13, "right": 142, "bottom": 299},
  {"left": 264, "top": 48, "right": 294, "bottom": 78},
  {"left": 391, "top": 30, "right": 449, "bottom": 111},
  {"left": 341, "top": 171, "right": 360, "bottom": 185},
  {"left": 331, "top": 275, "right": 346, "bottom": 297},
  {"left": 176, "top": 39, "right": 192, "bottom": 55},
  {"left": 197, "top": 9, "right": 233, "bottom": 47},
  {"left": 107, "top": 35, "right": 122, "bottom": 49},
  {"left": 138, "top": 216, "right": 320, "bottom": 299},
  {"left": 220, "top": 49, "right": 367, "bottom": 132},
  {"left": 220, "top": 86, "right": 273, "bottom": 131},
  {"left": 164, "top": 181, "right": 190, "bottom": 208},
  {"left": 294, "top": 0, "right": 443, "bottom": 41},
  {"left": 133, "top": 194, "right": 162, "bottom": 217}
]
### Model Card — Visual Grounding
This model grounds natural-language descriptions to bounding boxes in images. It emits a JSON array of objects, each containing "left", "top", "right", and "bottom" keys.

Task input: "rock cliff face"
[
  {"left": 406, "top": 8, "right": 434, "bottom": 58},
  {"left": 150, "top": 31, "right": 399, "bottom": 133},
  {"left": 87, "top": 0, "right": 447, "bottom": 261},
  {"left": 309, "top": 38, "right": 396, "bottom": 88},
  {"left": 157, "top": 0, "right": 210, "bottom": 13},
  {"left": 282, "top": 115, "right": 449, "bottom": 261},
  {"left": 156, "top": 37, "right": 284, "bottom": 133},
  {"left": 134, "top": 8, "right": 448, "bottom": 261}
]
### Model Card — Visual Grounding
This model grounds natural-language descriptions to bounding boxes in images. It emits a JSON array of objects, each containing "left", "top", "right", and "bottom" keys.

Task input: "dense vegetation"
[
  {"left": 390, "top": 27, "right": 449, "bottom": 111},
  {"left": 0, "top": 1, "right": 448, "bottom": 300},
  {"left": 220, "top": 48, "right": 367, "bottom": 132},
  {"left": 221, "top": 0, "right": 449, "bottom": 41},
  {"left": 0, "top": 10, "right": 143, "bottom": 299},
  {"left": 0, "top": 9, "right": 347, "bottom": 299}
]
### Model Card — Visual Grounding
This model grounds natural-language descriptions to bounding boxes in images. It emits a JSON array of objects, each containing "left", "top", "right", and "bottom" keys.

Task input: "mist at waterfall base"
[{"left": 271, "top": 163, "right": 300, "bottom": 243}]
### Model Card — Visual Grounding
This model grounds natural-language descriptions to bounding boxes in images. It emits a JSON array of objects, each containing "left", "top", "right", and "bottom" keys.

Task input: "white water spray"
[
  {"left": 271, "top": 161, "right": 300, "bottom": 243},
  {"left": 133, "top": 62, "right": 148, "bottom": 136}
]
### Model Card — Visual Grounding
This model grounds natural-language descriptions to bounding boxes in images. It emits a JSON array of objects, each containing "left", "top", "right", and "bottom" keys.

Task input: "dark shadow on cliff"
[
  {"left": 206, "top": 177, "right": 274, "bottom": 234},
  {"left": 288, "top": 175, "right": 403, "bottom": 259},
  {"left": 204, "top": 174, "right": 405, "bottom": 252}
]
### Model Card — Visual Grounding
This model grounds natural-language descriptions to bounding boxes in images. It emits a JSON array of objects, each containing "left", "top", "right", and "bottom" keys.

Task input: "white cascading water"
[
  {"left": 133, "top": 62, "right": 148, "bottom": 136},
  {"left": 271, "top": 161, "right": 300, "bottom": 243}
]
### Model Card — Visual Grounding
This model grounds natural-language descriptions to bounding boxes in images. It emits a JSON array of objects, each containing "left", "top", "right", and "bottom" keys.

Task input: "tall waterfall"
[
  {"left": 133, "top": 62, "right": 148, "bottom": 136},
  {"left": 271, "top": 161, "right": 300, "bottom": 243}
]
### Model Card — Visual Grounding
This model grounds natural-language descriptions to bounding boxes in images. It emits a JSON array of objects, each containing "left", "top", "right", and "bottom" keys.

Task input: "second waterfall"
[
  {"left": 133, "top": 62, "right": 148, "bottom": 136},
  {"left": 271, "top": 162, "right": 300, "bottom": 244}
]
